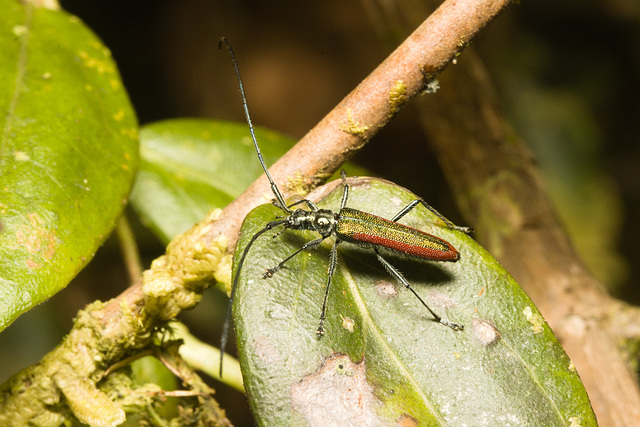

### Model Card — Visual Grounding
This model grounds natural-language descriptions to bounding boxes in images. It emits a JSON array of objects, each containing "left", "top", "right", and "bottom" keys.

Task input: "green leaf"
[
  {"left": 130, "top": 119, "right": 296, "bottom": 243},
  {"left": 0, "top": 2, "right": 138, "bottom": 331},
  {"left": 233, "top": 178, "right": 596, "bottom": 425}
]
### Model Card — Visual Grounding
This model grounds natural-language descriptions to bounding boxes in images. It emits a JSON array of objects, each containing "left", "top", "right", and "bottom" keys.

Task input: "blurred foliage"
[{"left": 480, "top": 4, "right": 636, "bottom": 291}]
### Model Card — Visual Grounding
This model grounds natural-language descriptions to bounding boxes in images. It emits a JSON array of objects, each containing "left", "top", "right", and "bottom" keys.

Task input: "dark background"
[{"left": 2, "top": 1, "right": 639, "bottom": 425}]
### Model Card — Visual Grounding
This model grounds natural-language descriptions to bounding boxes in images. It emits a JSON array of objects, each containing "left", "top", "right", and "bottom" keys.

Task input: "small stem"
[{"left": 116, "top": 214, "right": 143, "bottom": 285}]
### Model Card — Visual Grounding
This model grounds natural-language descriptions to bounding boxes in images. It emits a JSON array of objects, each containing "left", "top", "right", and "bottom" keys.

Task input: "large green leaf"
[
  {"left": 233, "top": 178, "right": 596, "bottom": 425},
  {"left": 0, "top": 2, "right": 138, "bottom": 331}
]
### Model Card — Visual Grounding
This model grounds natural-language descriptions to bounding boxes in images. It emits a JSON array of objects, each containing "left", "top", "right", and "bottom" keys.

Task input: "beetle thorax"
[{"left": 287, "top": 209, "right": 338, "bottom": 238}]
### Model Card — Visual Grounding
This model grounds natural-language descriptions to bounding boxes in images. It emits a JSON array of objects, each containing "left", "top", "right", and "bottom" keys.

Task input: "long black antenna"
[
  {"left": 218, "top": 37, "right": 295, "bottom": 379},
  {"left": 218, "top": 37, "right": 290, "bottom": 213}
]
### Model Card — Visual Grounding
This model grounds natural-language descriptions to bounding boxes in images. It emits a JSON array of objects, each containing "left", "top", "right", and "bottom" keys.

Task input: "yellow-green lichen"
[
  {"left": 143, "top": 209, "right": 228, "bottom": 320},
  {"left": 388, "top": 80, "right": 408, "bottom": 117},
  {"left": 215, "top": 253, "right": 233, "bottom": 293},
  {"left": 54, "top": 365, "right": 125, "bottom": 427},
  {"left": 340, "top": 108, "right": 369, "bottom": 138}
]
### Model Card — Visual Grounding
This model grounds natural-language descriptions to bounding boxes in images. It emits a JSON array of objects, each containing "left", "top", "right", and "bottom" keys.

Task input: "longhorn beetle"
[{"left": 218, "top": 38, "right": 472, "bottom": 377}]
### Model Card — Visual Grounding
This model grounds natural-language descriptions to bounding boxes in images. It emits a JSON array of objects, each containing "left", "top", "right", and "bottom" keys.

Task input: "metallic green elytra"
[{"left": 336, "top": 208, "right": 459, "bottom": 261}]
